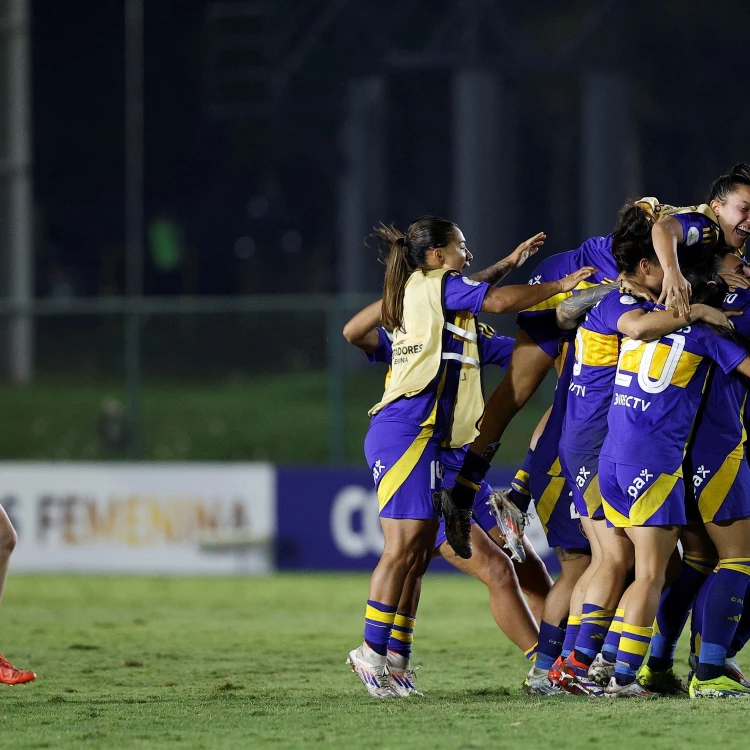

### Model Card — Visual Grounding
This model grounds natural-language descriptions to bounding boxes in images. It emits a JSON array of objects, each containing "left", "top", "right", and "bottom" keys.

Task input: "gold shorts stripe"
[
  {"left": 699, "top": 451, "right": 744, "bottom": 522},
  {"left": 630, "top": 472, "right": 680, "bottom": 526},
  {"left": 536, "top": 476, "right": 567, "bottom": 534},
  {"left": 376, "top": 425, "right": 435, "bottom": 512},
  {"left": 603, "top": 498, "right": 631, "bottom": 528},
  {"left": 583, "top": 473, "right": 603, "bottom": 517}
]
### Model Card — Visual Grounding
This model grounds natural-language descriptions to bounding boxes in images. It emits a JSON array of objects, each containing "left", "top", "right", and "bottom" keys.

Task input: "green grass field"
[
  {"left": 2, "top": 573, "right": 750, "bottom": 749},
  {"left": 0, "top": 371, "right": 549, "bottom": 465}
]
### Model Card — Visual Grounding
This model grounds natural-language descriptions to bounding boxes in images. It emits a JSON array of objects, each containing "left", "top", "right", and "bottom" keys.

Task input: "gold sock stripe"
[
  {"left": 389, "top": 629, "right": 413, "bottom": 643},
  {"left": 582, "top": 618, "right": 615, "bottom": 628},
  {"left": 393, "top": 614, "right": 416, "bottom": 630},
  {"left": 618, "top": 637, "right": 650, "bottom": 657},
  {"left": 582, "top": 608, "right": 615, "bottom": 620},
  {"left": 455, "top": 475, "right": 481, "bottom": 491},
  {"left": 567, "top": 615, "right": 582, "bottom": 627},
  {"left": 365, "top": 605, "right": 397, "bottom": 625},
  {"left": 622, "top": 624, "right": 653, "bottom": 638},
  {"left": 524, "top": 643, "right": 538, "bottom": 658},
  {"left": 720, "top": 557, "right": 750, "bottom": 564}
]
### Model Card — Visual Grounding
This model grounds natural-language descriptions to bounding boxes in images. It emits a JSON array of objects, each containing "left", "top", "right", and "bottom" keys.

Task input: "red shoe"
[
  {"left": 547, "top": 655, "right": 565, "bottom": 686},
  {"left": 550, "top": 654, "right": 602, "bottom": 696},
  {"left": 0, "top": 654, "right": 36, "bottom": 685}
]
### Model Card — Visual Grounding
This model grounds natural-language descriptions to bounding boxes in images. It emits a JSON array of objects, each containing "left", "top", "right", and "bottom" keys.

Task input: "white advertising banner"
[{"left": 0, "top": 463, "right": 275, "bottom": 574}]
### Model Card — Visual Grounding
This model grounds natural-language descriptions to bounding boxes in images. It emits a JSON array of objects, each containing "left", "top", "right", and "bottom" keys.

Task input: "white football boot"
[
  {"left": 346, "top": 643, "right": 395, "bottom": 698},
  {"left": 588, "top": 653, "right": 616, "bottom": 686},
  {"left": 604, "top": 676, "right": 660, "bottom": 698},
  {"left": 387, "top": 651, "right": 423, "bottom": 697},
  {"left": 523, "top": 665, "right": 570, "bottom": 696},
  {"left": 486, "top": 489, "right": 528, "bottom": 563}
]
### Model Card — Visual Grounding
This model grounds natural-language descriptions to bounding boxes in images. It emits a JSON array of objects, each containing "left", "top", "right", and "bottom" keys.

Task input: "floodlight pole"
[
  {"left": 125, "top": 0, "right": 144, "bottom": 459},
  {"left": 5, "top": 0, "right": 33, "bottom": 384}
]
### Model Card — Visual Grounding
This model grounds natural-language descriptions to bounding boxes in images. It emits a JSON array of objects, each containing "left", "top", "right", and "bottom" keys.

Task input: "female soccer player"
[
  {"left": 345, "top": 215, "right": 593, "bottom": 698},
  {"left": 344, "top": 298, "right": 552, "bottom": 695},
  {"left": 686, "top": 254, "right": 750, "bottom": 698},
  {"left": 598, "top": 271, "right": 750, "bottom": 697},
  {"left": 0, "top": 506, "right": 35, "bottom": 685},
  {"left": 548, "top": 208, "right": 732, "bottom": 697},
  {"left": 445, "top": 166, "right": 750, "bottom": 556}
]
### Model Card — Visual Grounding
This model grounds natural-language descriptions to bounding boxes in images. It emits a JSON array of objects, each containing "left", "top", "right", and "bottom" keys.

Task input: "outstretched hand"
[
  {"left": 558, "top": 266, "right": 597, "bottom": 293},
  {"left": 507, "top": 232, "right": 546, "bottom": 269}
]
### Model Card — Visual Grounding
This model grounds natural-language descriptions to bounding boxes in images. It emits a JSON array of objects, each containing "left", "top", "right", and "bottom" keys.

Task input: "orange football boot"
[{"left": 0, "top": 653, "right": 36, "bottom": 685}]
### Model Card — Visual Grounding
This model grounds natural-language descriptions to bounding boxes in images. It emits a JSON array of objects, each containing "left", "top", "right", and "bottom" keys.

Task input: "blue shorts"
[
  {"left": 529, "top": 469, "right": 590, "bottom": 552},
  {"left": 434, "top": 480, "right": 494, "bottom": 549},
  {"left": 516, "top": 310, "right": 563, "bottom": 360},
  {"left": 599, "top": 458, "right": 685, "bottom": 528},
  {"left": 560, "top": 448, "right": 605, "bottom": 520},
  {"left": 691, "top": 449, "right": 750, "bottom": 524},
  {"left": 364, "top": 421, "right": 442, "bottom": 520}
]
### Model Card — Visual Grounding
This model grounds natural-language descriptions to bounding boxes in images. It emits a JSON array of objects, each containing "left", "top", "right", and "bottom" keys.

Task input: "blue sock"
[
  {"left": 364, "top": 600, "right": 397, "bottom": 656},
  {"left": 729, "top": 607, "right": 750, "bottom": 658},
  {"left": 601, "top": 607, "right": 624, "bottom": 663},
  {"left": 561, "top": 615, "right": 581, "bottom": 659},
  {"left": 614, "top": 623, "right": 652, "bottom": 686},
  {"left": 690, "top": 576, "right": 711, "bottom": 659},
  {"left": 387, "top": 612, "right": 415, "bottom": 659},
  {"left": 648, "top": 554, "right": 715, "bottom": 671},
  {"left": 535, "top": 620, "right": 565, "bottom": 671},
  {"left": 509, "top": 450, "right": 534, "bottom": 513},
  {"left": 697, "top": 559, "right": 750, "bottom": 681},
  {"left": 575, "top": 603, "right": 615, "bottom": 663}
]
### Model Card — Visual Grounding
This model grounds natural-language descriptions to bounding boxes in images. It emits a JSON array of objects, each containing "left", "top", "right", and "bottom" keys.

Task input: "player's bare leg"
[
  {"left": 486, "top": 527, "right": 552, "bottom": 623},
  {"left": 470, "top": 331, "right": 556, "bottom": 456},
  {"left": 0, "top": 505, "right": 35, "bottom": 685},
  {"left": 439, "top": 525, "right": 539, "bottom": 654}
]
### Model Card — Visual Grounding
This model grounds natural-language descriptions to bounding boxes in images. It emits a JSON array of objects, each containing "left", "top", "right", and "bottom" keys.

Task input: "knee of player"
[
  {"left": 486, "top": 550, "right": 516, "bottom": 589},
  {"left": 0, "top": 523, "right": 17, "bottom": 555}
]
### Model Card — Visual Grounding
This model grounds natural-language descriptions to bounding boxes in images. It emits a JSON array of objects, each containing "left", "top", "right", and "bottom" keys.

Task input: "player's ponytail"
[
  {"left": 371, "top": 215, "right": 459, "bottom": 331},
  {"left": 709, "top": 163, "right": 750, "bottom": 204},
  {"left": 611, "top": 203, "right": 658, "bottom": 274}
]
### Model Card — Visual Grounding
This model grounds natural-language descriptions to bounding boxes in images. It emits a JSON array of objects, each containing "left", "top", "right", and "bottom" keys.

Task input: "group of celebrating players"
[{"left": 345, "top": 163, "right": 750, "bottom": 700}]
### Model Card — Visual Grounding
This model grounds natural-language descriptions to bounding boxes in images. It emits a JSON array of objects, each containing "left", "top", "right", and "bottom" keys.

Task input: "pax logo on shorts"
[
  {"left": 372, "top": 460, "right": 386, "bottom": 483},
  {"left": 628, "top": 469, "right": 653, "bottom": 499},
  {"left": 693, "top": 465, "right": 710, "bottom": 488}
]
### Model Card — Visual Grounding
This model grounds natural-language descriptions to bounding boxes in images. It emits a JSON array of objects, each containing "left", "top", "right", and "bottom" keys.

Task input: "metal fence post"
[
  {"left": 124, "top": 0, "right": 144, "bottom": 459},
  {"left": 326, "top": 297, "right": 346, "bottom": 465}
]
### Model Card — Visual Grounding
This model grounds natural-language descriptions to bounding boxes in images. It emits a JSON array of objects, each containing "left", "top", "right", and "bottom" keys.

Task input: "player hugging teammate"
[{"left": 346, "top": 164, "right": 750, "bottom": 700}]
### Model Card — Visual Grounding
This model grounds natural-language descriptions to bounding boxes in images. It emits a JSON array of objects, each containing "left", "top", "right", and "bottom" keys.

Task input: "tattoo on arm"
[
  {"left": 469, "top": 260, "right": 513, "bottom": 286},
  {"left": 555, "top": 283, "right": 618, "bottom": 330}
]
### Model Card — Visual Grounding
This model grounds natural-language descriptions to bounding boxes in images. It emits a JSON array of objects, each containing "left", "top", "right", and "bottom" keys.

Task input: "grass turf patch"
[{"left": 1, "top": 573, "right": 749, "bottom": 749}]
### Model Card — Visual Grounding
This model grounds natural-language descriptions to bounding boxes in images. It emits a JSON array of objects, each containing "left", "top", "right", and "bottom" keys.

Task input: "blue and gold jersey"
[
  {"left": 601, "top": 324, "right": 747, "bottom": 474},
  {"left": 527, "top": 336, "right": 577, "bottom": 476},
  {"left": 369, "top": 273, "right": 489, "bottom": 441},
  {"left": 560, "top": 289, "right": 652, "bottom": 455},
  {"left": 367, "top": 322, "right": 515, "bottom": 471}
]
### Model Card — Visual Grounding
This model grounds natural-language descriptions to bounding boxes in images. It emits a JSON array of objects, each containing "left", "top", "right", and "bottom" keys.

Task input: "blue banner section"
[{"left": 276, "top": 467, "right": 557, "bottom": 572}]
